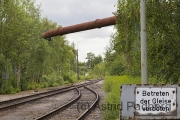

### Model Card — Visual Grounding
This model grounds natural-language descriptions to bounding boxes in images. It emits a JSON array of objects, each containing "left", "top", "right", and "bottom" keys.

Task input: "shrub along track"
[{"left": 0, "top": 79, "right": 102, "bottom": 120}]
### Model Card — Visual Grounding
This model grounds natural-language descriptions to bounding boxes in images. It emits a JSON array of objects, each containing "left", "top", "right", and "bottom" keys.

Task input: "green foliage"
[
  {"left": 109, "top": 55, "right": 126, "bottom": 76},
  {"left": 20, "top": 77, "right": 28, "bottom": 91},
  {"left": 103, "top": 76, "right": 140, "bottom": 120},
  {"left": 1, "top": 80, "right": 19, "bottom": 94},
  {"left": 103, "top": 76, "right": 167, "bottom": 120},
  {"left": 91, "top": 62, "right": 106, "bottom": 78},
  {"left": 144, "top": 0, "right": 180, "bottom": 83},
  {"left": 84, "top": 75, "right": 92, "bottom": 80},
  {"left": 103, "top": 79, "right": 113, "bottom": 92},
  {"left": 104, "top": 0, "right": 180, "bottom": 83},
  {"left": 70, "top": 74, "right": 78, "bottom": 83},
  {"left": 41, "top": 73, "right": 63, "bottom": 87},
  {"left": 27, "top": 82, "right": 37, "bottom": 90},
  {"left": 63, "top": 74, "right": 73, "bottom": 83},
  {"left": 39, "top": 82, "right": 49, "bottom": 88},
  {"left": 93, "top": 55, "right": 103, "bottom": 66},
  {"left": 2, "top": 85, "right": 16, "bottom": 94},
  {"left": 0, "top": 0, "right": 76, "bottom": 94},
  {"left": 86, "top": 53, "right": 103, "bottom": 69}
]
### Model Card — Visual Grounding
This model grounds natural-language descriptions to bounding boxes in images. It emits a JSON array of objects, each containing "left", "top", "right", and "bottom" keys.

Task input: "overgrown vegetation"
[
  {"left": 101, "top": 1, "right": 180, "bottom": 119},
  {"left": 102, "top": 76, "right": 167, "bottom": 120},
  {"left": 0, "top": 0, "right": 81, "bottom": 94},
  {"left": 103, "top": 76, "right": 140, "bottom": 120},
  {"left": 104, "top": 0, "right": 180, "bottom": 83}
]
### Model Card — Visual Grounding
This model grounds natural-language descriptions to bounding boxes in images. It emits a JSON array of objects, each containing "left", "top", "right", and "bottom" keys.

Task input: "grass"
[
  {"left": 102, "top": 76, "right": 167, "bottom": 120},
  {"left": 102, "top": 75, "right": 140, "bottom": 120}
]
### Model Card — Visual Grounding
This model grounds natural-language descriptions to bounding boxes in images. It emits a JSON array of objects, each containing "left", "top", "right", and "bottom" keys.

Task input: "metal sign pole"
[{"left": 140, "top": 0, "right": 148, "bottom": 84}]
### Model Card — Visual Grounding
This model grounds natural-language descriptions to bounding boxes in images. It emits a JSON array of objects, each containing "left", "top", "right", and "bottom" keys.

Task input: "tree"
[
  {"left": 0, "top": 0, "right": 76, "bottom": 93},
  {"left": 86, "top": 52, "right": 95, "bottom": 68},
  {"left": 93, "top": 55, "right": 103, "bottom": 66},
  {"left": 105, "top": 0, "right": 180, "bottom": 83}
]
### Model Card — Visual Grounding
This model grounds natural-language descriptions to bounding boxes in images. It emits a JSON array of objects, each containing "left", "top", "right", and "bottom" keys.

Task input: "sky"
[{"left": 35, "top": 0, "right": 117, "bottom": 62}]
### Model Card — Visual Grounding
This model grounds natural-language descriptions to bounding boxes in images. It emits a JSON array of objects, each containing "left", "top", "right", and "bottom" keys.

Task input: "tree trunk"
[
  {"left": 126, "top": 21, "right": 131, "bottom": 73},
  {"left": 26, "top": 53, "right": 30, "bottom": 75},
  {"left": 17, "top": 65, "right": 21, "bottom": 88},
  {"left": 42, "top": 61, "right": 45, "bottom": 75}
]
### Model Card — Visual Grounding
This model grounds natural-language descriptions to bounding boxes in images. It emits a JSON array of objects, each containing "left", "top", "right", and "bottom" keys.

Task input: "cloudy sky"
[{"left": 35, "top": 0, "right": 117, "bottom": 62}]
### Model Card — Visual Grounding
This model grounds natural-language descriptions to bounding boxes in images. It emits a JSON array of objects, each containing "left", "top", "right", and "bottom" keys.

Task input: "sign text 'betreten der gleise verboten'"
[{"left": 135, "top": 88, "right": 176, "bottom": 115}]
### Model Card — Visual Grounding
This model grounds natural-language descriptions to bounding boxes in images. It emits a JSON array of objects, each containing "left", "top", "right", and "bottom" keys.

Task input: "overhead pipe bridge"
[{"left": 42, "top": 16, "right": 116, "bottom": 39}]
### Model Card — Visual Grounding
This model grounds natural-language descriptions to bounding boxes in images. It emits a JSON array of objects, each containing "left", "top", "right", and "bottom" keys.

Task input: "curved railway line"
[
  {"left": 0, "top": 79, "right": 103, "bottom": 120},
  {"left": 36, "top": 86, "right": 99, "bottom": 120}
]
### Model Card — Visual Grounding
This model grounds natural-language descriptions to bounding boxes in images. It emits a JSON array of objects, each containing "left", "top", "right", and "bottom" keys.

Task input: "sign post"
[{"left": 140, "top": 0, "right": 147, "bottom": 84}]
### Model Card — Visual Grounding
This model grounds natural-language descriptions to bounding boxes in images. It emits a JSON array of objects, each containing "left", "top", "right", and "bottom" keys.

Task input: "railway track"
[
  {"left": 0, "top": 87, "right": 75, "bottom": 111},
  {"left": 0, "top": 79, "right": 102, "bottom": 120},
  {"left": 35, "top": 86, "right": 99, "bottom": 120}
]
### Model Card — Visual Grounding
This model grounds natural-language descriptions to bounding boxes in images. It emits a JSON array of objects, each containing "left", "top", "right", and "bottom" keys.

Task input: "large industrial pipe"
[{"left": 42, "top": 16, "right": 116, "bottom": 39}]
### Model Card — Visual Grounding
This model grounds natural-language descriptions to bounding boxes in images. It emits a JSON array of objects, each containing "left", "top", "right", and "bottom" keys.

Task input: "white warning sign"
[{"left": 135, "top": 87, "right": 176, "bottom": 115}]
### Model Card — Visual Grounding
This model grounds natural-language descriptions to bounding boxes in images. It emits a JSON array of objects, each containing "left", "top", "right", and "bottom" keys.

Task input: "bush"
[
  {"left": 63, "top": 74, "right": 74, "bottom": 83},
  {"left": 52, "top": 82, "right": 59, "bottom": 87},
  {"left": 103, "top": 76, "right": 140, "bottom": 120},
  {"left": 2, "top": 82, "right": 17, "bottom": 94},
  {"left": 10, "top": 77, "right": 17, "bottom": 88},
  {"left": 0, "top": 78, "right": 21, "bottom": 94},
  {"left": 103, "top": 79, "right": 113, "bottom": 92},
  {"left": 27, "top": 82, "right": 36, "bottom": 90},
  {"left": 84, "top": 75, "right": 91, "bottom": 80},
  {"left": 70, "top": 75, "right": 77, "bottom": 83},
  {"left": 20, "top": 77, "right": 28, "bottom": 91},
  {"left": 39, "top": 82, "right": 48, "bottom": 88},
  {"left": 40, "top": 73, "right": 64, "bottom": 87}
]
